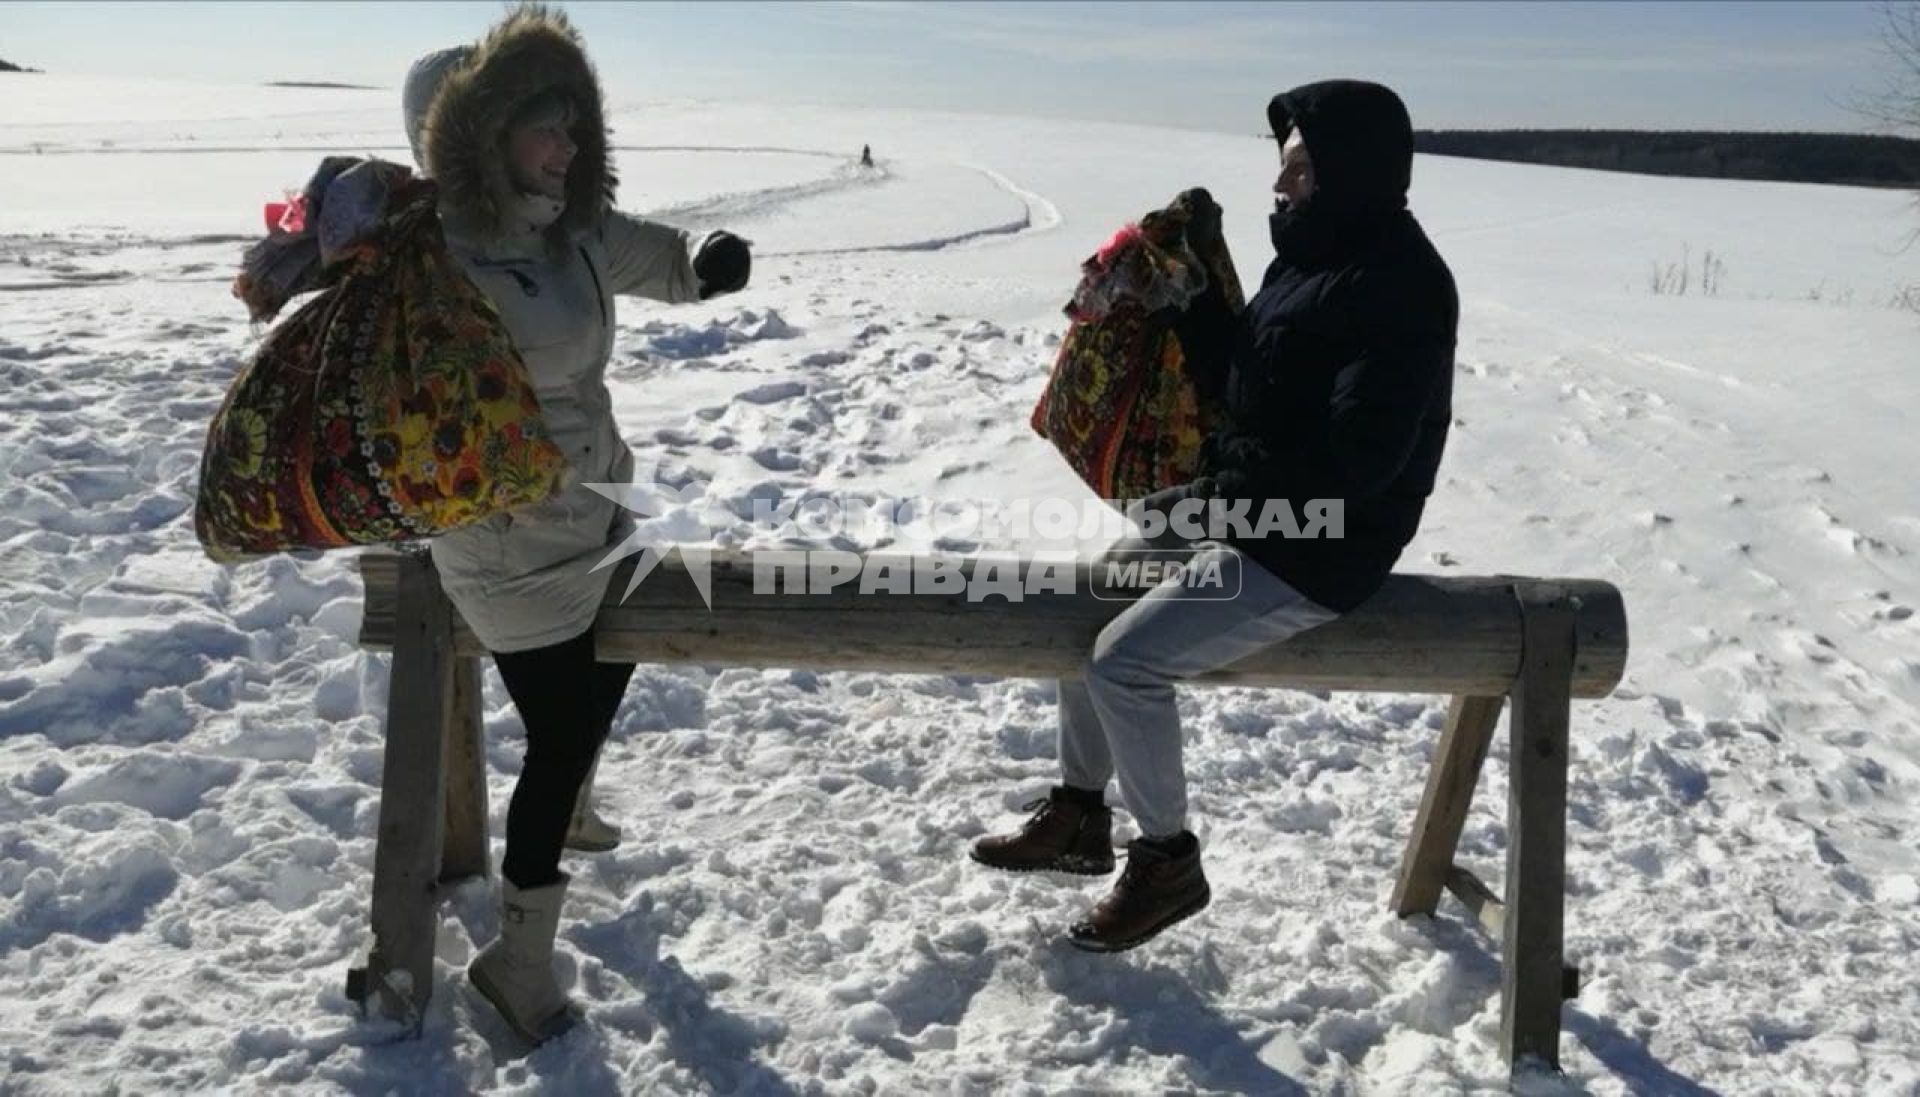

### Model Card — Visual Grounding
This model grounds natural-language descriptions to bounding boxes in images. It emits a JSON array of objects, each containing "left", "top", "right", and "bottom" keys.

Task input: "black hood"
[{"left": 1268, "top": 80, "right": 1413, "bottom": 211}]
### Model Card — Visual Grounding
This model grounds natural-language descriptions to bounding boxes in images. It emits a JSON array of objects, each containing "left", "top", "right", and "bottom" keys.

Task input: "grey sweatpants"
[{"left": 1058, "top": 543, "right": 1339, "bottom": 839}]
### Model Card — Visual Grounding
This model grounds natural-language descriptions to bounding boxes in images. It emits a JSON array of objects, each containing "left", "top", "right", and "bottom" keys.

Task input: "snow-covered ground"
[{"left": 3, "top": 74, "right": 1919, "bottom": 1094}]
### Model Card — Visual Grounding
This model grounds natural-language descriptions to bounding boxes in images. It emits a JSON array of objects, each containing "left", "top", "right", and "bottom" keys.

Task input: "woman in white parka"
[{"left": 401, "top": 5, "right": 749, "bottom": 1042}]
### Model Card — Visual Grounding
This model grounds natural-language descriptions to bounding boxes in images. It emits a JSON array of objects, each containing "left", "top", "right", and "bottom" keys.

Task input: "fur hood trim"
[{"left": 415, "top": 4, "right": 613, "bottom": 246}]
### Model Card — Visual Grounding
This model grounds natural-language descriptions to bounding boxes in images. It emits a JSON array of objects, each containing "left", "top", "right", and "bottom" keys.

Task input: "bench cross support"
[
  {"left": 345, "top": 551, "right": 490, "bottom": 1028},
  {"left": 1501, "top": 585, "right": 1576, "bottom": 1072},
  {"left": 1387, "top": 583, "right": 1582, "bottom": 1074}
]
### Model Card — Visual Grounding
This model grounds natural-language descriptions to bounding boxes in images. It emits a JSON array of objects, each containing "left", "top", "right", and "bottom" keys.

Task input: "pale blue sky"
[{"left": 2, "top": 1, "right": 1907, "bottom": 134}]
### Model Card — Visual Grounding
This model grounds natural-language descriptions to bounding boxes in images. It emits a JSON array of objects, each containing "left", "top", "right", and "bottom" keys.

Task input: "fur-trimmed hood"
[{"left": 401, "top": 4, "right": 614, "bottom": 247}]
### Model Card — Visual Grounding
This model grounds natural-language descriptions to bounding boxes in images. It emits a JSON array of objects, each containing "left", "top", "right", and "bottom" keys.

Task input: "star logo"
[{"left": 583, "top": 470, "right": 723, "bottom": 609}]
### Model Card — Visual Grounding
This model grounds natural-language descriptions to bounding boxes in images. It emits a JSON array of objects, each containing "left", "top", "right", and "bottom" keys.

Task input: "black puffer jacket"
[{"left": 1183, "top": 80, "right": 1457, "bottom": 613}]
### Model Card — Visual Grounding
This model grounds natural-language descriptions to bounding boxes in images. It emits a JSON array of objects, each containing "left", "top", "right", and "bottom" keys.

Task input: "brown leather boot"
[
  {"left": 970, "top": 787, "right": 1116, "bottom": 875},
  {"left": 1068, "top": 833, "right": 1210, "bottom": 952}
]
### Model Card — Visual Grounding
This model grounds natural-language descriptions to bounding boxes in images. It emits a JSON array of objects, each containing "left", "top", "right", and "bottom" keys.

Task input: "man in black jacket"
[{"left": 973, "top": 80, "right": 1457, "bottom": 952}]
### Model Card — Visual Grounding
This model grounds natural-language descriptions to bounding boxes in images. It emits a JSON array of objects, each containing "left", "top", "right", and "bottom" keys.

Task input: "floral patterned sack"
[
  {"left": 1030, "top": 189, "right": 1244, "bottom": 501},
  {"left": 193, "top": 175, "right": 568, "bottom": 563}
]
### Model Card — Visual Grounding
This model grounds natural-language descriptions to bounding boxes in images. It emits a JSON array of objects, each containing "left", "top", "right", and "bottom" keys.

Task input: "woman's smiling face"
[{"left": 506, "top": 95, "right": 578, "bottom": 200}]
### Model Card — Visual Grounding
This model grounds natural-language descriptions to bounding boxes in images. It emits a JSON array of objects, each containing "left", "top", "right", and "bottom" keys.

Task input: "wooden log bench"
[{"left": 346, "top": 547, "right": 1627, "bottom": 1073}]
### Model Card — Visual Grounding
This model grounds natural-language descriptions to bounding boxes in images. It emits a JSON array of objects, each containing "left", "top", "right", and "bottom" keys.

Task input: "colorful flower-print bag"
[
  {"left": 1030, "top": 188, "right": 1244, "bottom": 502},
  {"left": 193, "top": 162, "right": 568, "bottom": 562}
]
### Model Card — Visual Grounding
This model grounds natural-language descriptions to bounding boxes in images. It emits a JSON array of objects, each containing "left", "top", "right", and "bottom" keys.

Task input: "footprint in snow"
[
  {"left": 751, "top": 446, "right": 803, "bottom": 472},
  {"left": 734, "top": 380, "right": 808, "bottom": 405}
]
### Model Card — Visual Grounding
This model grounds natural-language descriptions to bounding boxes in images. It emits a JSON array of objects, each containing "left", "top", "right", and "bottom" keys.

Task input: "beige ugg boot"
[
  {"left": 563, "top": 752, "right": 622, "bottom": 853},
  {"left": 468, "top": 876, "right": 580, "bottom": 1044}
]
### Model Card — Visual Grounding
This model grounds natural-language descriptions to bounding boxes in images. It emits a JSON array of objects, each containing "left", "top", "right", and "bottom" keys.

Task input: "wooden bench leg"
[
  {"left": 1390, "top": 694, "right": 1505, "bottom": 916},
  {"left": 348, "top": 551, "right": 455, "bottom": 1030},
  {"left": 1502, "top": 586, "right": 1576, "bottom": 1073},
  {"left": 439, "top": 655, "right": 489, "bottom": 884}
]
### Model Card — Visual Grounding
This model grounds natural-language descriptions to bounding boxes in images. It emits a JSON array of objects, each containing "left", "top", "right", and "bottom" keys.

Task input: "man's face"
[{"left": 1275, "top": 127, "right": 1315, "bottom": 209}]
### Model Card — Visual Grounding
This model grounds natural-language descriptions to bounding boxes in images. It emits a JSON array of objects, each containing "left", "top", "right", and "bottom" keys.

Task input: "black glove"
[
  {"left": 1177, "top": 186, "right": 1222, "bottom": 254},
  {"left": 1204, "top": 434, "right": 1272, "bottom": 502},
  {"left": 694, "top": 231, "right": 751, "bottom": 300}
]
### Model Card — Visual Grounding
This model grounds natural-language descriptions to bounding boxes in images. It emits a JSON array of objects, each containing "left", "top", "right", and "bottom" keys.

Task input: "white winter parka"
[{"left": 402, "top": 8, "right": 707, "bottom": 652}]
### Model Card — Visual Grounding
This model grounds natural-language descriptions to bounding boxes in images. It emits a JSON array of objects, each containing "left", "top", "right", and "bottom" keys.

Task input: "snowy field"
[{"left": 3, "top": 74, "right": 1920, "bottom": 1094}]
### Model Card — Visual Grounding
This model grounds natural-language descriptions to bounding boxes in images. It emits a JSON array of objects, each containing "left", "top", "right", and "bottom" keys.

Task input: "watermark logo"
[
  {"left": 584, "top": 476, "right": 723, "bottom": 609},
  {"left": 579, "top": 466, "right": 1338, "bottom": 608},
  {"left": 1089, "top": 548, "right": 1242, "bottom": 601}
]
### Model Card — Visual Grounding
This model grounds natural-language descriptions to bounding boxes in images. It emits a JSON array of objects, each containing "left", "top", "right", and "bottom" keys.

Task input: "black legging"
[{"left": 492, "top": 629, "right": 637, "bottom": 888}]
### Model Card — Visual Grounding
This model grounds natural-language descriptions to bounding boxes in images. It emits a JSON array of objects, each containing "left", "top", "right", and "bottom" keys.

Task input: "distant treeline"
[
  {"left": 1413, "top": 130, "right": 1920, "bottom": 189},
  {"left": 0, "top": 58, "right": 43, "bottom": 74}
]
